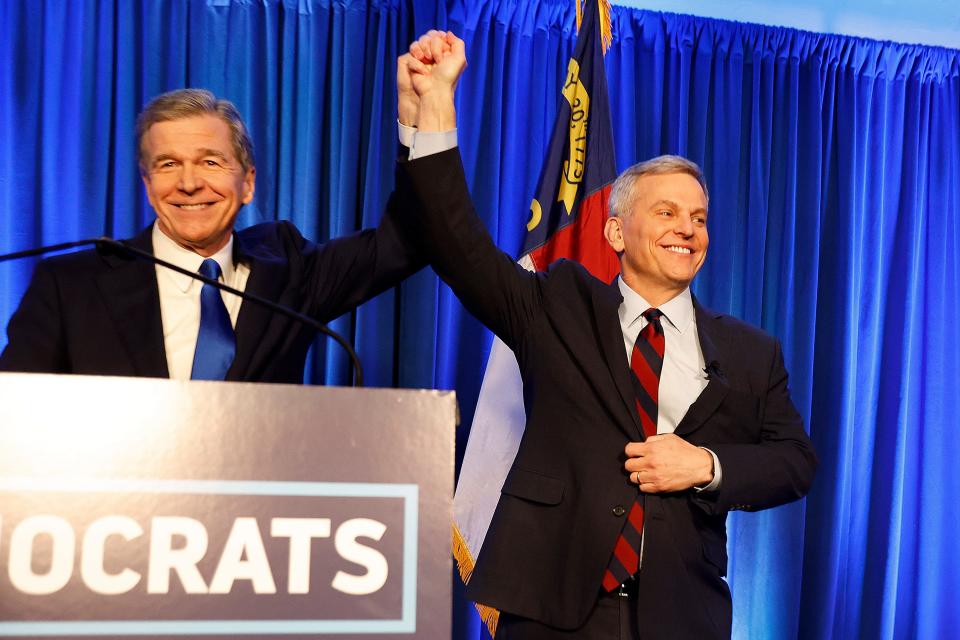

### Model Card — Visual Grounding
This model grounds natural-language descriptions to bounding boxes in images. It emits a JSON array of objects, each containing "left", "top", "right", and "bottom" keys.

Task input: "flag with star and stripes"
[{"left": 452, "top": 1, "right": 619, "bottom": 635}]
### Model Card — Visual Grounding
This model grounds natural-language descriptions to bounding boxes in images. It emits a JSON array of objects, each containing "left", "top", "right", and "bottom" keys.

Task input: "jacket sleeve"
[
  {"left": 300, "top": 154, "right": 429, "bottom": 322},
  {"left": 0, "top": 260, "right": 69, "bottom": 373},
  {"left": 692, "top": 339, "right": 818, "bottom": 514},
  {"left": 400, "top": 147, "right": 542, "bottom": 350}
]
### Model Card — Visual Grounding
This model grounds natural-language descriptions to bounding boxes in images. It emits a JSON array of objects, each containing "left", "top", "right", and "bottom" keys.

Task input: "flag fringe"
[
  {"left": 575, "top": 0, "right": 613, "bottom": 53},
  {"left": 453, "top": 524, "right": 501, "bottom": 638}
]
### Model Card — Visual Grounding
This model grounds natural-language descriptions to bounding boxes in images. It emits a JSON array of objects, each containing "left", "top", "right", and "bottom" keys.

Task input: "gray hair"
[
  {"left": 135, "top": 88, "right": 255, "bottom": 173},
  {"left": 608, "top": 155, "right": 708, "bottom": 218}
]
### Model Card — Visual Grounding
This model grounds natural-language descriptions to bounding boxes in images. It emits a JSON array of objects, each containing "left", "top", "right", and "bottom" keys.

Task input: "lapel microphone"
[
  {"left": 703, "top": 360, "right": 722, "bottom": 381},
  {"left": 0, "top": 237, "right": 365, "bottom": 387}
]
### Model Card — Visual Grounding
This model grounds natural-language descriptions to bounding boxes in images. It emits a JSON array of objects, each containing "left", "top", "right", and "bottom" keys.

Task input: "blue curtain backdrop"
[{"left": 2, "top": 1, "right": 958, "bottom": 638}]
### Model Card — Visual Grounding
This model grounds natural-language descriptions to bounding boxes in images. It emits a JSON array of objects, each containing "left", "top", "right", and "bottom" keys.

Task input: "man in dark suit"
[
  {"left": 0, "top": 86, "right": 428, "bottom": 382},
  {"left": 401, "top": 32, "right": 817, "bottom": 639}
]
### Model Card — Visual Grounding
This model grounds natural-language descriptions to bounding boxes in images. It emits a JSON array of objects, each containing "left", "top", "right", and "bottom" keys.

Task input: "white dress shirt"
[
  {"left": 152, "top": 225, "right": 249, "bottom": 380},
  {"left": 617, "top": 279, "right": 721, "bottom": 490}
]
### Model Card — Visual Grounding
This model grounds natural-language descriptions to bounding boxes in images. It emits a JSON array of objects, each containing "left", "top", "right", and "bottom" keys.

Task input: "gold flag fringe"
[
  {"left": 575, "top": 0, "right": 613, "bottom": 53},
  {"left": 453, "top": 523, "right": 501, "bottom": 638}
]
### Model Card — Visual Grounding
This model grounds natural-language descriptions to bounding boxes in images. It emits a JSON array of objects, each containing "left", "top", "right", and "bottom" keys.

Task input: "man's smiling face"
[
  {"left": 605, "top": 171, "right": 708, "bottom": 304},
  {"left": 141, "top": 114, "right": 255, "bottom": 257}
]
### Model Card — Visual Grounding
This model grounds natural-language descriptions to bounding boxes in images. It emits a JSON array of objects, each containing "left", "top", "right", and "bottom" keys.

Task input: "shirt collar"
[
  {"left": 152, "top": 224, "right": 235, "bottom": 293},
  {"left": 617, "top": 276, "right": 695, "bottom": 334}
]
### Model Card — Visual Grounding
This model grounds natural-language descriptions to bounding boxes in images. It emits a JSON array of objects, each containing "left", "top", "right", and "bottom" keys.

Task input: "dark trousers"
[{"left": 494, "top": 584, "right": 640, "bottom": 640}]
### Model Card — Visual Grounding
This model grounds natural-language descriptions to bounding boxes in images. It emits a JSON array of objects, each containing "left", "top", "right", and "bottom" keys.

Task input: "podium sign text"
[{"left": 0, "top": 374, "right": 455, "bottom": 638}]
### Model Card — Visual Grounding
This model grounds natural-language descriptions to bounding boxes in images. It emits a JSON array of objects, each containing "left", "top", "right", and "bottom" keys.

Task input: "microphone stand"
[{"left": 0, "top": 237, "right": 364, "bottom": 387}]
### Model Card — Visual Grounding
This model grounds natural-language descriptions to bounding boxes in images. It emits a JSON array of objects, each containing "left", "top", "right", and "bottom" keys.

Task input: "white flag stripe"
[{"left": 453, "top": 253, "right": 534, "bottom": 561}]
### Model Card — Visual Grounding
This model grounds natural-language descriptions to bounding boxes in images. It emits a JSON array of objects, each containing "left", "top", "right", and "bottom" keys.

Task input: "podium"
[{"left": 0, "top": 373, "right": 456, "bottom": 638}]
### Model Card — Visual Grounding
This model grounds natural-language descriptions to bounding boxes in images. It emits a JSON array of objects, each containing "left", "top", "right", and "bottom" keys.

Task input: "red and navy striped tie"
[{"left": 602, "top": 308, "right": 664, "bottom": 592}]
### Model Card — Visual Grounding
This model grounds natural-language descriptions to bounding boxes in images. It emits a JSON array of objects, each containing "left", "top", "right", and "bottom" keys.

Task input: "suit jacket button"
[{"left": 612, "top": 505, "right": 626, "bottom": 517}]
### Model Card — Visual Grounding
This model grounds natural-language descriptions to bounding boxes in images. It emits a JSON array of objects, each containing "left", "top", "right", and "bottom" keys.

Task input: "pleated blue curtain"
[{"left": 2, "top": 1, "right": 959, "bottom": 638}]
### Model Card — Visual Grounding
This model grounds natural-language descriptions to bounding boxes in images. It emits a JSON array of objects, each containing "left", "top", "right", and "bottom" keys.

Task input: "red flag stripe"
[{"left": 527, "top": 186, "right": 620, "bottom": 277}]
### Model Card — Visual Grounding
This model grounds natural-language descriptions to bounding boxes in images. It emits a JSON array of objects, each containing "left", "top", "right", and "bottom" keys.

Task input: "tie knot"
[
  {"left": 199, "top": 258, "right": 222, "bottom": 280},
  {"left": 642, "top": 307, "right": 663, "bottom": 322},
  {"left": 642, "top": 308, "right": 664, "bottom": 335}
]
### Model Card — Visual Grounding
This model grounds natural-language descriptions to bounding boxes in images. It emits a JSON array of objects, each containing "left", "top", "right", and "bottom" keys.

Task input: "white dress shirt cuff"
[
  {"left": 398, "top": 121, "right": 457, "bottom": 159},
  {"left": 398, "top": 121, "right": 416, "bottom": 148},
  {"left": 694, "top": 447, "right": 722, "bottom": 492}
]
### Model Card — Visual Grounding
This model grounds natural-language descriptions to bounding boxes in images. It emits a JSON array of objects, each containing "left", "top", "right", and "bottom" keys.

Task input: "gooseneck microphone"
[{"left": 0, "top": 237, "right": 365, "bottom": 387}]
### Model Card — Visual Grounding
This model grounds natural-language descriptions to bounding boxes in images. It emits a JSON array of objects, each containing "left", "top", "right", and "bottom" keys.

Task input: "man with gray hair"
[
  {"left": 401, "top": 31, "right": 817, "bottom": 639},
  {"left": 0, "top": 87, "right": 425, "bottom": 382}
]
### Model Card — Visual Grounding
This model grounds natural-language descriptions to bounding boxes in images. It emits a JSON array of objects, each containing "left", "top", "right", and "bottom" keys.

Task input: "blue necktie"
[{"left": 190, "top": 258, "right": 235, "bottom": 380}]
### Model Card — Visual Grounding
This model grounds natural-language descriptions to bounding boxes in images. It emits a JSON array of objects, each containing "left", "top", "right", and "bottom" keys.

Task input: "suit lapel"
[
  {"left": 590, "top": 279, "right": 644, "bottom": 439},
  {"left": 228, "top": 232, "right": 289, "bottom": 380},
  {"left": 674, "top": 296, "right": 729, "bottom": 437},
  {"left": 95, "top": 226, "right": 169, "bottom": 377}
]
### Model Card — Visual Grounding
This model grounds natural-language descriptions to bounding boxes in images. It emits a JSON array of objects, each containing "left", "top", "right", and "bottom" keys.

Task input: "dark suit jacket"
[
  {"left": 0, "top": 177, "right": 422, "bottom": 382},
  {"left": 403, "top": 149, "right": 818, "bottom": 639}
]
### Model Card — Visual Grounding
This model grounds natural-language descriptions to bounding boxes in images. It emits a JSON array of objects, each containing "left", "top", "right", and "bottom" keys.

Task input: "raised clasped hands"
[
  {"left": 624, "top": 434, "right": 715, "bottom": 493},
  {"left": 397, "top": 30, "right": 466, "bottom": 132}
]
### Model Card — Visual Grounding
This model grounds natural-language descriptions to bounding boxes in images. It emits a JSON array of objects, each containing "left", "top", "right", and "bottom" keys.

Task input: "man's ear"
[
  {"left": 141, "top": 172, "right": 159, "bottom": 211},
  {"left": 242, "top": 167, "right": 256, "bottom": 204},
  {"left": 604, "top": 216, "right": 625, "bottom": 253}
]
